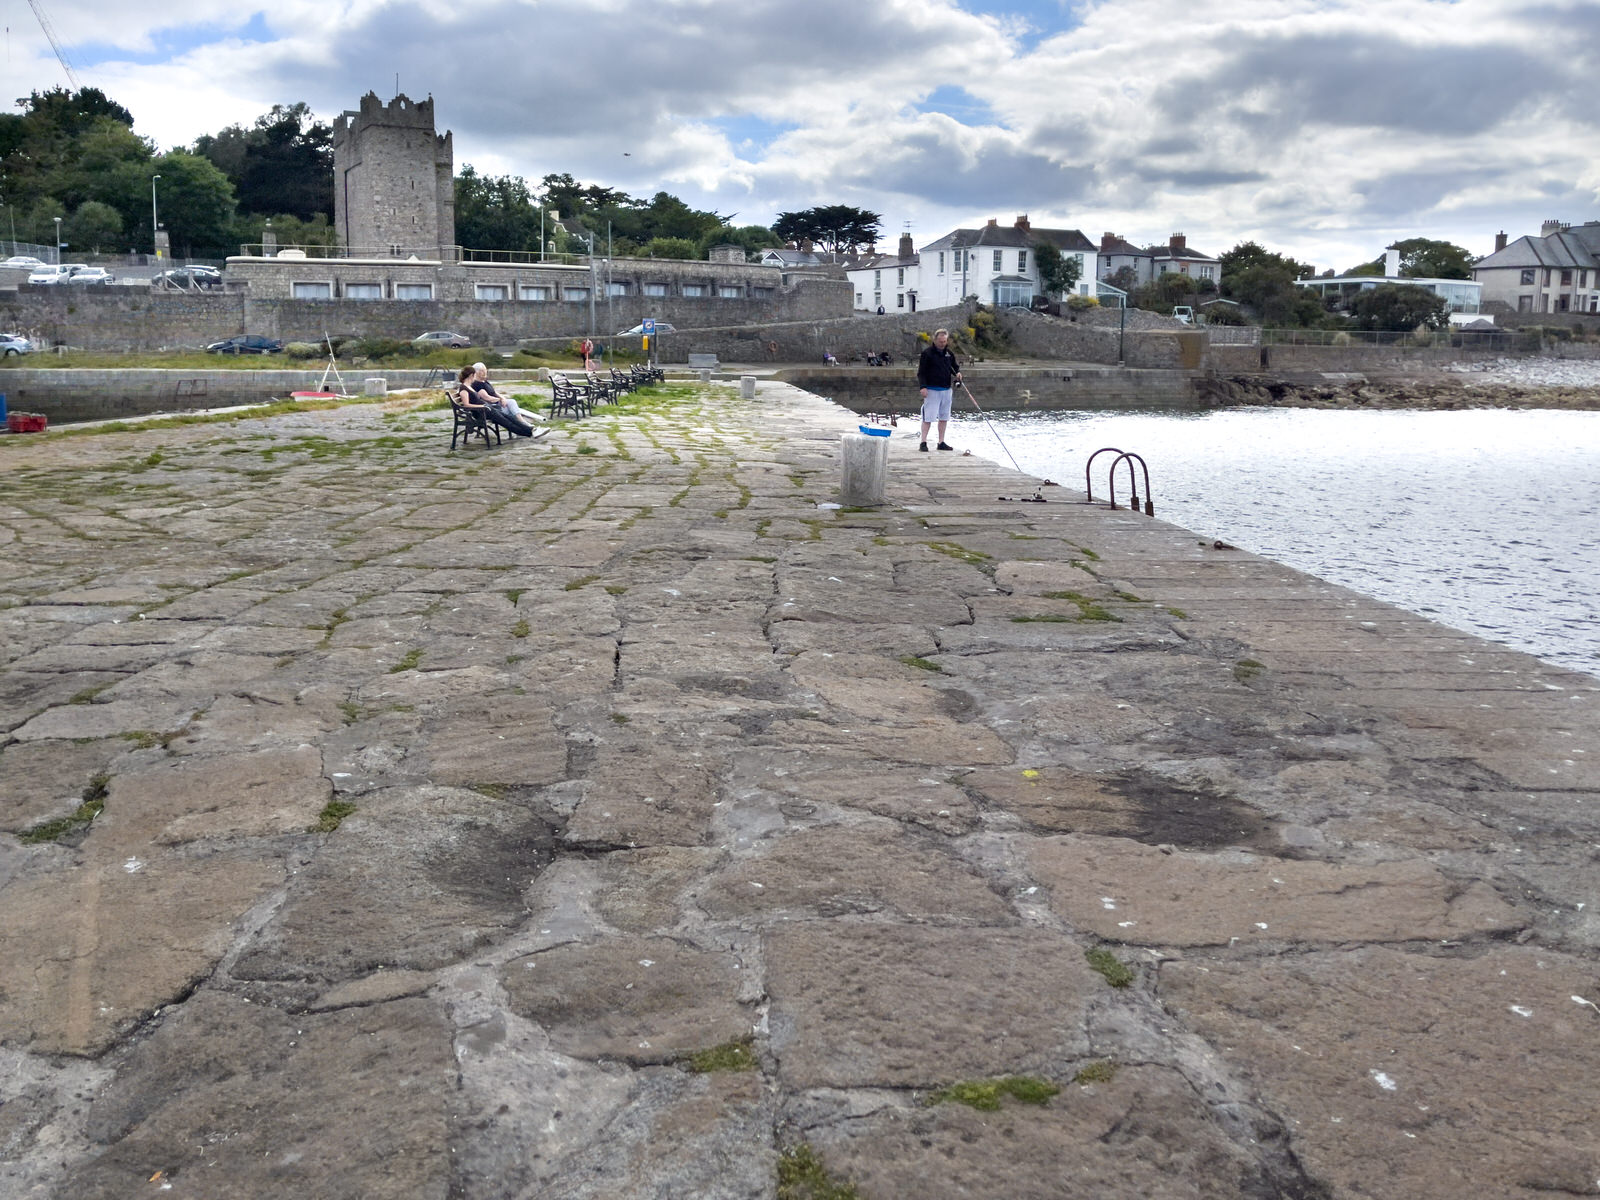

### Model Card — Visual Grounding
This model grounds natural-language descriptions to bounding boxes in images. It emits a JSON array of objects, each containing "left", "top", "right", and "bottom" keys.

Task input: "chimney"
[
  {"left": 1384, "top": 247, "right": 1401, "bottom": 277},
  {"left": 1101, "top": 232, "right": 1117, "bottom": 252},
  {"left": 898, "top": 231, "right": 914, "bottom": 259},
  {"left": 1169, "top": 233, "right": 1186, "bottom": 253},
  {"left": 1494, "top": 231, "right": 1508, "bottom": 253},
  {"left": 986, "top": 217, "right": 998, "bottom": 227},
  {"left": 1541, "top": 219, "right": 1565, "bottom": 237},
  {"left": 1014, "top": 214, "right": 1030, "bottom": 232}
]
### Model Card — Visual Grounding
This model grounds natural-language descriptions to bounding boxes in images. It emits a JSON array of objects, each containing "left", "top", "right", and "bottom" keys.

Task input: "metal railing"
[{"left": 1085, "top": 448, "right": 1154, "bottom": 516}]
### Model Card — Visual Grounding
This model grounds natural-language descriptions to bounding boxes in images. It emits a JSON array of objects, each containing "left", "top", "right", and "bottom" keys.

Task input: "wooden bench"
[
  {"left": 548, "top": 372, "right": 593, "bottom": 419},
  {"left": 448, "top": 389, "right": 501, "bottom": 450}
]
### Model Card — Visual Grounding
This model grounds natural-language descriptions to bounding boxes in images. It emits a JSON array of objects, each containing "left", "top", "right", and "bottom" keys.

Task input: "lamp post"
[
  {"left": 53, "top": 216, "right": 62, "bottom": 265},
  {"left": 150, "top": 174, "right": 161, "bottom": 259}
]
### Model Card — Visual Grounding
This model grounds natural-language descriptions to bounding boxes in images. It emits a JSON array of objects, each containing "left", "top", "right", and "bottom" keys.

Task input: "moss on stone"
[
  {"left": 1085, "top": 946, "right": 1134, "bottom": 988},
  {"left": 926, "top": 1075, "right": 1061, "bottom": 1111},
  {"left": 1074, "top": 1060, "right": 1118, "bottom": 1085},
  {"left": 686, "top": 1039, "right": 757, "bottom": 1073},
  {"left": 20, "top": 773, "right": 109, "bottom": 844},
  {"left": 777, "top": 1144, "right": 861, "bottom": 1200},
  {"left": 309, "top": 799, "right": 357, "bottom": 833}
]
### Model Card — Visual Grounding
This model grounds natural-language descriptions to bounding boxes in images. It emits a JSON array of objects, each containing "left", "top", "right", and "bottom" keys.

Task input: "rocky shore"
[
  {"left": 1200, "top": 354, "right": 1600, "bottom": 410},
  {"left": 2, "top": 381, "right": 1597, "bottom": 1199}
]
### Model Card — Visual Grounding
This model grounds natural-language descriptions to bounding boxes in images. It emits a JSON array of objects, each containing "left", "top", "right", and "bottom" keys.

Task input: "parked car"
[
  {"left": 413, "top": 330, "right": 471, "bottom": 348},
  {"left": 0, "top": 333, "right": 33, "bottom": 357},
  {"left": 67, "top": 266, "right": 115, "bottom": 285},
  {"left": 154, "top": 265, "right": 223, "bottom": 289},
  {"left": 28, "top": 263, "right": 85, "bottom": 285},
  {"left": 616, "top": 322, "right": 676, "bottom": 336},
  {"left": 205, "top": 334, "right": 284, "bottom": 355},
  {"left": 3, "top": 255, "right": 46, "bottom": 270}
]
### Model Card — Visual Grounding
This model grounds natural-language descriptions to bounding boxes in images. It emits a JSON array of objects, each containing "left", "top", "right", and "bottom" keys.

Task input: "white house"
[
  {"left": 844, "top": 233, "right": 920, "bottom": 311},
  {"left": 1096, "top": 232, "right": 1220, "bottom": 287},
  {"left": 1472, "top": 220, "right": 1600, "bottom": 314},
  {"left": 912, "top": 216, "right": 1098, "bottom": 310}
]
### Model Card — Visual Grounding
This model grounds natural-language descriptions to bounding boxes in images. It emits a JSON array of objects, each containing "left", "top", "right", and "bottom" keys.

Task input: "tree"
[
  {"left": 700, "top": 223, "right": 782, "bottom": 260},
  {"left": 455, "top": 166, "right": 541, "bottom": 252},
  {"left": 1102, "top": 265, "right": 1139, "bottom": 294},
  {"left": 641, "top": 236, "right": 699, "bottom": 260},
  {"left": 772, "top": 205, "right": 881, "bottom": 253},
  {"left": 1346, "top": 237, "right": 1475, "bottom": 280},
  {"left": 1347, "top": 283, "right": 1449, "bottom": 331},
  {"left": 1219, "top": 241, "right": 1323, "bottom": 326},
  {"left": 1033, "top": 241, "right": 1082, "bottom": 298},
  {"left": 64, "top": 200, "right": 123, "bottom": 253},
  {"left": 194, "top": 103, "right": 334, "bottom": 221},
  {"left": 143, "top": 151, "right": 237, "bottom": 258}
]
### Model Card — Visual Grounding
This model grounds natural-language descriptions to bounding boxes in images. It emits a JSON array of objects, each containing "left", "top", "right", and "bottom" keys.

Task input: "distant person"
[
  {"left": 877, "top": 304, "right": 885, "bottom": 316},
  {"left": 916, "top": 328, "right": 961, "bottom": 452},
  {"left": 580, "top": 336, "right": 595, "bottom": 371},
  {"left": 462, "top": 364, "right": 546, "bottom": 439},
  {"left": 823, "top": 350, "right": 837, "bottom": 365}
]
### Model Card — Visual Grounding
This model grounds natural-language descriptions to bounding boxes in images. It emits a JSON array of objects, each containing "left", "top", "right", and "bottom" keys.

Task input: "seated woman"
[{"left": 458, "top": 365, "right": 547, "bottom": 439}]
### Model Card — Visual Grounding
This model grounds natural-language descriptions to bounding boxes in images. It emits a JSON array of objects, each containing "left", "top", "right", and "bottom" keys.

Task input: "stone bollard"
[
  {"left": 839, "top": 432, "right": 889, "bottom": 506},
  {"left": 363, "top": 377, "right": 387, "bottom": 396},
  {"left": 740, "top": 375, "right": 756, "bottom": 399},
  {"left": 698, "top": 369, "right": 711, "bottom": 383}
]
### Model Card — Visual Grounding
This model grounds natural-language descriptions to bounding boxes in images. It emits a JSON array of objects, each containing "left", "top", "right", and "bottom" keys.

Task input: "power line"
[{"left": 27, "top": 0, "right": 81, "bottom": 90}]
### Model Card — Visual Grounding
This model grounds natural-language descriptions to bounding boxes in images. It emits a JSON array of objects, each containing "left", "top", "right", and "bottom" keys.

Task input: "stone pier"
[{"left": 1, "top": 381, "right": 1596, "bottom": 1199}]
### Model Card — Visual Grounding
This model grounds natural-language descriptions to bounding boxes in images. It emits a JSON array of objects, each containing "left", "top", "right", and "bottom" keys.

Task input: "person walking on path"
[
  {"left": 917, "top": 328, "right": 962, "bottom": 452},
  {"left": 581, "top": 337, "right": 595, "bottom": 371}
]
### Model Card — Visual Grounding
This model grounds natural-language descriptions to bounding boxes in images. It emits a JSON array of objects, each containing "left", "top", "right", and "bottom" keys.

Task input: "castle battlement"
[{"left": 332, "top": 92, "right": 456, "bottom": 260}]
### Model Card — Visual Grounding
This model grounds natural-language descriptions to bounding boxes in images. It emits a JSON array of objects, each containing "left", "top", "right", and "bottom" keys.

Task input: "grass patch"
[
  {"left": 309, "top": 799, "right": 357, "bottom": 833},
  {"left": 470, "top": 783, "right": 508, "bottom": 800},
  {"left": 604, "top": 584, "right": 627, "bottom": 595},
  {"left": 511, "top": 619, "right": 530, "bottom": 638},
  {"left": 20, "top": 773, "right": 109, "bottom": 844},
  {"left": 338, "top": 700, "right": 363, "bottom": 725},
  {"left": 69, "top": 682, "right": 115, "bottom": 705},
  {"left": 1075, "top": 545, "right": 1101, "bottom": 561},
  {"left": 1074, "top": 1061, "right": 1118, "bottom": 1085},
  {"left": 1233, "top": 658, "right": 1265, "bottom": 682},
  {"left": 610, "top": 712, "right": 631, "bottom": 724},
  {"left": 925, "top": 1075, "right": 1060, "bottom": 1112},
  {"left": 900, "top": 655, "right": 943, "bottom": 673},
  {"left": 1036, "top": 591, "right": 1121, "bottom": 622},
  {"left": 1113, "top": 590, "right": 1143, "bottom": 603},
  {"left": 506, "top": 588, "right": 526, "bottom": 606},
  {"left": 564, "top": 574, "right": 601, "bottom": 591},
  {"left": 686, "top": 1039, "right": 757, "bottom": 1073},
  {"left": 389, "top": 648, "right": 424, "bottom": 673},
  {"left": 777, "top": 1144, "right": 861, "bottom": 1200},
  {"left": 576, "top": 444, "right": 599, "bottom": 455},
  {"left": 926, "top": 540, "right": 991, "bottom": 567},
  {"left": 1166, "top": 606, "right": 1189, "bottom": 620},
  {"left": 1085, "top": 946, "right": 1135, "bottom": 988}
]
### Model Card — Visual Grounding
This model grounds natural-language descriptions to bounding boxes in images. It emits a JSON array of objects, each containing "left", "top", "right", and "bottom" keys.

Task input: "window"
[
  {"left": 1582, "top": 270, "right": 1590, "bottom": 288},
  {"left": 643, "top": 282, "right": 667, "bottom": 297},
  {"left": 682, "top": 284, "right": 707, "bottom": 297},
  {"left": 719, "top": 285, "right": 742, "bottom": 298},
  {"left": 897, "top": 268, "right": 905, "bottom": 285},
  {"left": 1544, "top": 269, "right": 1552, "bottom": 286},
  {"left": 562, "top": 286, "right": 589, "bottom": 301},
  {"left": 1521, "top": 269, "right": 1537, "bottom": 285},
  {"left": 874, "top": 270, "right": 881, "bottom": 286},
  {"left": 607, "top": 282, "right": 629, "bottom": 297},
  {"left": 938, "top": 252, "right": 945, "bottom": 273},
  {"left": 751, "top": 286, "right": 773, "bottom": 299},
  {"left": 1198, "top": 265, "right": 1214, "bottom": 279},
  {"left": 1518, "top": 295, "right": 1533, "bottom": 312},
  {"left": 476, "top": 284, "right": 509, "bottom": 301},
  {"left": 1561, "top": 270, "right": 1573, "bottom": 286},
  {"left": 292, "top": 281, "right": 332, "bottom": 299},
  {"left": 855, "top": 292, "right": 863, "bottom": 306},
  {"left": 896, "top": 293, "right": 904, "bottom": 308},
  {"left": 345, "top": 283, "right": 382, "bottom": 300},
  {"left": 1017, "top": 251, "right": 1027, "bottom": 274},
  {"left": 396, "top": 283, "right": 432, "bottom": 300},
  {"left": 1558, "top": 295, "right": 1571, "bottom": 312},
  {"left": 992, "top": 279, "right": 1030, "bottom": 307},
  {"left": 520, "top": 285, "right": 553, "bottom": 301},
  {"left": 993, "top": 250, "right": 1003, "bottom": 271}
]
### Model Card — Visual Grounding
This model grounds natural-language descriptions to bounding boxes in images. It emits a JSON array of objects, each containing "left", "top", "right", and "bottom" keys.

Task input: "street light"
[
  {"left": 150, "top": 174, "right": 161, "bottom": 259},
  {"left": 53, "top": 216, "right": 62, "bottom": 265}
]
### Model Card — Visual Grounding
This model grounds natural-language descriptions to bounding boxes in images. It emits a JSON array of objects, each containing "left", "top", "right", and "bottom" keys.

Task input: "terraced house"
[
  {"left": 1473, "top": 220, "right": 1600, "bottom": 314},
  {"left": 868, "top": 216, "right": 1100, "bottom": 311}
]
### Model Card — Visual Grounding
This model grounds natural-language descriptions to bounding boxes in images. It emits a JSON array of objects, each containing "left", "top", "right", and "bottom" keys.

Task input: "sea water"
[{"left": 952, "top": 406, "right": 1600, "bottom": 678}]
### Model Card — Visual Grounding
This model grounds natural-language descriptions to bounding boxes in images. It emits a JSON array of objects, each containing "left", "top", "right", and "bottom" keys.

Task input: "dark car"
[
  {"left": 206, "top": 334, "right": 283, "bottom": 355},
  {"left": 156, "top": 266, "right": 223, "bottom": 289},
  {"left": 413, "top": 330, "right": 471, "bottom": 349}
]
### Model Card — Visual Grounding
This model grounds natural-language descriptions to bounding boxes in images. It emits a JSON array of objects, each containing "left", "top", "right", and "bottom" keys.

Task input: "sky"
[{"left": 5, "top": 0, "right": 1598, "bottom": 271}]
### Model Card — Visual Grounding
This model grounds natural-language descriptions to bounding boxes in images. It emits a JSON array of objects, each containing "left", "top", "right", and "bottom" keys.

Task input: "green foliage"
[
  {"left": 1034, "top": 241, "right": 1082, "bottom": 297},
  {"left": 1074, "top": 1061, "right": 1118, "bottom": 1085},
  {"left": 1131, "top": 272, "right": 1197, "bottom": 311},
  {"left": 1066, "top": 293, "right": 1100, "bottom": 311},
  {"left": 1347, "top": 237, "right": 1476, "bottom": 280},
  {"left": 309, "top": 799, "right": 357, "bottom": 833},
  {"left": 772, "top": 204, "right": 882, "bottom": 253},
  {"left": 193, "top": 103, "right": 333, "bottom": 223},
  {"left": 147, "top": 150, "right": 239, "bottom": 258},
  {"left": 686, "top": 1040, "right": 757, "bottom": 1073},
  {"left": 642, "top": 236, "right": 699, "bottom": 260},
  {"left": 64, "top": 200, "right": 124, "bottom": 253},
  {"left": 20, "top": 773, "right": 109, "bottom": 843},
  {"left": 347, "top": 336, "right": 415, "bottom": 360},
  {"left": 776, "top": 1144, "right": 861, "bottom": 1200},
  {"left": 926, "top": 1076, "right": 1061, "bottom": 1111},
  {"left": 1218, "top": 241, "right": 1328, "bottom": 327},
  {"left": 455, "top": 165, "right": 544, "bottom": 253},
  {"left": 1347, "top": 283, "right": 1450, "bottom": 331}
]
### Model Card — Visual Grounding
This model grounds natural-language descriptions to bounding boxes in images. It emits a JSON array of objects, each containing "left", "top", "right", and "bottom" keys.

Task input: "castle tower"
[{"left": 332, "top": 93, "right": 455, "bottom": 261}]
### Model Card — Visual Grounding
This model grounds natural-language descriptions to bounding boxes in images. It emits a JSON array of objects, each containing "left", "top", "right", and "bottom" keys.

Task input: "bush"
[
  {"left": 283, "top": 341, "right": 322, "bottom": 359},
  {"left": 1066, "top": 294, "right": 1099, "bottom": 311},
  {"left": 348, "top": 336, "right": 416, "bottom": 360}
]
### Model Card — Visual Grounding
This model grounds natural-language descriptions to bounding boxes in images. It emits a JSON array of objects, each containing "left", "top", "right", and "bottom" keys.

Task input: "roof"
[
  {"left": 847, "top": 252, "right": 919, "bottom": 273},
  {"left": 1098, "top": 237, "right": 1151, "bottom": 257},
  {"left": 919, "top": 223, "right": 1096, "bottom": 254},
  {"left": 1150, "top": 244, "right": 1219, "bottom": 264},
  {"left": 1474, "top": 221, "right": 1600, "bottom": 272}
]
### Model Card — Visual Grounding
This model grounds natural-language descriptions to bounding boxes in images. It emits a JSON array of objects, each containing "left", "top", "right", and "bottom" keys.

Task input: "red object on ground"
[{"left": 6, "top": 412, "right": 47, "bottom": 433}]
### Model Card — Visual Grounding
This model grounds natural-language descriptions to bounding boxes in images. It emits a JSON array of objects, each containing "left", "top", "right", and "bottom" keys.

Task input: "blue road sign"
[{"left": 643, "top": 319, "right": 656, "bottom": 337}]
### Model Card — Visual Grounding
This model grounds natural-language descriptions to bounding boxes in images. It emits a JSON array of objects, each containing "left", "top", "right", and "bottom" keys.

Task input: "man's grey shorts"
[{"left": 920, "top": 388, "right": 953, "bottom": 423}]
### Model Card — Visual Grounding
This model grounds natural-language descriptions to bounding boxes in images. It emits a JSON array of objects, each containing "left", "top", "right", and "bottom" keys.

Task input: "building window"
[
  {"left": 562, "top": 286, "right": 590, "bottom": 301},
  {"left": 897, "top": 267, "right": 905, "bottom": 285},
  {"left": 1017, "top": 251, "right": 1027, "bottom": 274},
  {"left": 1581, "top": 270, "right": 1589, "bottom": 288},
  {"left": 855, "top": 292, "right": 863, "bottom": 306},
  {"left": 476, "top": 284, "right": 509, "bottom": 301},
  {"left": 993, "top": 250, "right": 1003, "bottom": 271},
  {"left": 520, "top": 285, "right": 553, "bottom": 301},
  {"left": 1561, "top": 270, "right": 1573, "bottom": 286},
  {"left": 1544, "top": 269, "right": 1552, "bottom": 286},
  {"left": 938, "top": 252, "right": 945, "bottom": 273},
  {"left": 681, "top": 284, "right": 707, "bottom": 297},
  {"left": 751, "top": 286, "right": 773, "bottom": 299},
  {"left": 992, "top": 279, "right": 1030, "bottom": 307},
  {"left": 1199, "top": 265, "right": 1214, "bottom": 278},
  {"left": 396, "top": 283, "right": 432, "bottom": 300},
  {"left": 719, "top": 285, "right": 742, "bottom": 298},
  {"left": 873, "top": 270, "right": 881, "bottom": 286},
  {"left": 607, "top": 282, "right": 629, "bottom": 297},
  {"left": 1521, "top": 269, "right": 1537, "bottom": 285},
  {"left": 292, "top": 281, "right": 332, "bottom": 299},
  {"left": 896, "top": 293, "right": 904, "bottom": 308},
  {"left": 346, "top": 283, "right": 382, "bottom": 300},
  {"left": 643, "top": 282, "right": 667, "bottom": 297},
  {"left": 1518, "top": 295, "right": 1533, "bottom": 311}
]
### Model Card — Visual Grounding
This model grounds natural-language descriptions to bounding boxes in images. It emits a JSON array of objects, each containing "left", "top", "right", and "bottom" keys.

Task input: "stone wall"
[
  {"left": 781, "top": 365, "right": 1203, "bottom": 414},
  {"left": 995, "top": 308, "right": 1197, "bottom": 368}
]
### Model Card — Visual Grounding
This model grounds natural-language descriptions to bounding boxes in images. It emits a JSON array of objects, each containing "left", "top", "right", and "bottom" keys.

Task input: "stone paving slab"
[{"left": 2, "top": 380, "right": 1598, "bottom": 1199}]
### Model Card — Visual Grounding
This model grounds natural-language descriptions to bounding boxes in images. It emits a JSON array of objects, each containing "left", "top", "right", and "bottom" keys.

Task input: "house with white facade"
[
  {"left": 1472, "top": 220, "right": 1600, "bottom": 314},
  {"left": 1296, "top": 247, "right": 1483, "bottom": 322},
  {"left": 844, "top": 233, "right": 920, "bottom": 311},
  {"left": 1095, "top": 233, "right": 1156, "bottom": 286},
  {"left": 1096, "top": 232, "right": 1219, "bottom": 287},
  {"left": 911, "top": 216, "right": 1098, "bottom": 310}
]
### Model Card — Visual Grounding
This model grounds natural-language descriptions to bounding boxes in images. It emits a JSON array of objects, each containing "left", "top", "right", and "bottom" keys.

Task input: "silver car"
[{"left": 0, "top": 333, "right": 32, "bottom": 357}]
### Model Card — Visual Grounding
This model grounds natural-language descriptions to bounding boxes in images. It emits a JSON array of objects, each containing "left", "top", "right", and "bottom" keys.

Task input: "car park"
[
  {"left": 67, "top": 267, "right": 115, "bottom": 285},
  {"left": 28, "top": 264, "right": 85, "bottom": 285},
  {"left": 154, "top": 265, "right": 223, "bottom": 289},
  {"left": 4, "top": 256, "right": 46, "bottom": 270},
  {"left": 0, "top": 333, "right": 33, "bottom": 357},
  {"left": 413, "top": 330, "right": 471, "bottom": 348},
  {"left": 205, "top": 334, "right": 284, "bottom": 355}
]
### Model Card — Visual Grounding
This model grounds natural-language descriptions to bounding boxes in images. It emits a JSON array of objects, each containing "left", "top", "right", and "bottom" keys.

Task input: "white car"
[
  {"left": 28, "top": 263, "right": 87, "bottom": 285},
  {"left": 4, "top": 255, "right": 46, "bottom": 270},
  {"left": 67, "top": 267, "right": 115, "bottom": 285}
]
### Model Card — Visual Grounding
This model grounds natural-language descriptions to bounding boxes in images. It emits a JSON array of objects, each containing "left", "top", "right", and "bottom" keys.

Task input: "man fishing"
[{"left": 916, "top": 328, "right": 962, "bottom": 452}]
